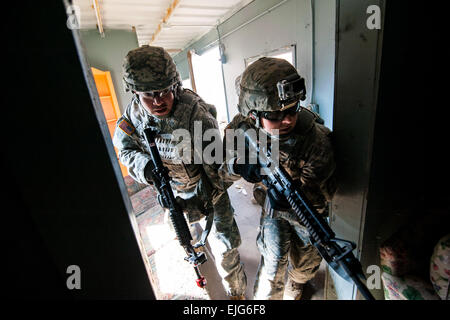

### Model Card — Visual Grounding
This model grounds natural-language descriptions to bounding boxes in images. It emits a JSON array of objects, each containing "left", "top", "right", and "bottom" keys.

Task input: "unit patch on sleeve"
[{"left": 118, "top": 119, "right": 135, "bottom": 136}]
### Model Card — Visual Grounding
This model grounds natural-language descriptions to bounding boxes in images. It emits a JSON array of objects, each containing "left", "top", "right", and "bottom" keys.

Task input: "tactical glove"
[
  {"left": 157, "top": 194, "right": 169, "bottom": 209},
  {"left": 144, "top": 161, "right": 156, "bottom": 185},
  {"left": 233, "top": 161, "right": 262, "bottom": 183},
  {"left": 267, "top": 187, "right": 291, "bottom": 211},
  {"left": 157, "top": 194, "right": 187, "bottom": 211}
]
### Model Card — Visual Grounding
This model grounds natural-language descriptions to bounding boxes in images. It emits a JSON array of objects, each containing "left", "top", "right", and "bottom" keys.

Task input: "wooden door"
[{"left": 91, "top": 67, "right": 128, "bottom": 177}]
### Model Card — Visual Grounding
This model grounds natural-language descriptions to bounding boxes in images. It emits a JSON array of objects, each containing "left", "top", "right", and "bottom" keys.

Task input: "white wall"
[
  {"left": 312, "top": 0, "right": 336, "bottom": 130},
  {"left": 173, "top": 0, "right": 336, "bottom": 128},
  {"left": 220, "top": 0, "right": 313, "bottom": 119}
]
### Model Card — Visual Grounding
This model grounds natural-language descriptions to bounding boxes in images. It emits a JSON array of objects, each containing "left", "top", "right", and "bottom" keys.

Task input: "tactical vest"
[
  {"left": 131, "top": 89, "right": 217, "bottom": 193},
  {"left": 248, "top": 107, "right": 336, "bottom": 211}
]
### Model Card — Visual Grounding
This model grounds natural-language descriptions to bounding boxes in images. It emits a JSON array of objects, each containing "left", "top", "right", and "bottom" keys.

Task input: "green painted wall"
[{"left": 79, "top": 29, "right": 139, "bottom": 114}]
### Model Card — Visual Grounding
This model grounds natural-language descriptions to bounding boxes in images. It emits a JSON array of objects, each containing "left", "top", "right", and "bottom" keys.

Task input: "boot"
[
  {"left": 229, "top": 295, "right": 246, "bottom": 300},
  {"left": 284, "top": 278, "right": 305, "bottom": 300}
]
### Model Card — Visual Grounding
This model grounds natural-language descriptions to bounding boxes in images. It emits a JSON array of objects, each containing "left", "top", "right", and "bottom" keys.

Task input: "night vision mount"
[{"left": 276, "top": 74, "right": 306, "bottom": 107}]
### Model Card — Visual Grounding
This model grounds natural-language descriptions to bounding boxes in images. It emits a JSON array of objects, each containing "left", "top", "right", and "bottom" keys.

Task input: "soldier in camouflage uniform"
[
  {"left": 113, "top": 45, "right": 247, "bottom": 299},
  {"left": 219, "top": 57, "right": 336, "bottom": 300}
]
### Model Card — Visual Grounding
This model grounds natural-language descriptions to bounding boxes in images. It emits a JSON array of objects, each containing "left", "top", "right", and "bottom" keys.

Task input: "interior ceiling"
[{"left": 73, "top": 0, "right": 250, "bottom": 53}]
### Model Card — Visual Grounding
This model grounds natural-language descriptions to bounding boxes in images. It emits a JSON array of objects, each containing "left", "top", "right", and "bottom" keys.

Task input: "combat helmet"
[
  {"left": 237, "top": 57, "right": 306, "bottom": 118},
  {"left": 122, "top": 45, "right": 181, "bottom": 93}
]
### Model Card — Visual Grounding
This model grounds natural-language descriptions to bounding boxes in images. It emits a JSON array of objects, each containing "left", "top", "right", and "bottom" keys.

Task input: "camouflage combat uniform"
[
  {"left": 219, "top": 57, "right": 336, "bottom": 299},
  {"left": 113, "top": 45, "right": 246, "bottom": 297},
  {"left": 220, "top": 111, "right": 335, "bottom": 299}
]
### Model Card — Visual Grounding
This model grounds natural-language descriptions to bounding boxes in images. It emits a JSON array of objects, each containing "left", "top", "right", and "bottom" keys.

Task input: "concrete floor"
[{"left": 135, "top": 178, "right": 326, "bottom": 300}]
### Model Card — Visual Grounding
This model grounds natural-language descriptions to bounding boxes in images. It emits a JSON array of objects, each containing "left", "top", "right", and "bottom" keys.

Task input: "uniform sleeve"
[
  {"left": 299, "top": 124, "right": 337, "bottom": 212},
  {"left": 112, "top": 115, "right": 152, "bottom": 185}
]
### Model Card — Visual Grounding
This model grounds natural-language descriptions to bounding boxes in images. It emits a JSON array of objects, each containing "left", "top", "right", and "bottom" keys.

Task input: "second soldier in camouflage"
[{"left": 220, "top": 57, "right": 336, "bottom": 300}]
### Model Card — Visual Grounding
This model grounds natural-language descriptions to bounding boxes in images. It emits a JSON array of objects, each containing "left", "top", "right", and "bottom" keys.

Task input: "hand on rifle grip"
[
  {"left": 157, "top": 194, "right": 169, "bottom": 209},
  {"left": 267, "top": 187, "right": 291, "bottom": 211},
  {"left": 144, "top": 161, "right": 156, "bottom": 185},
  {"left": 157, "top": 194, "right": 187, "bottom": 211},
  {"left": 233, "top": 160, "right": 262, "bottom": 183}
]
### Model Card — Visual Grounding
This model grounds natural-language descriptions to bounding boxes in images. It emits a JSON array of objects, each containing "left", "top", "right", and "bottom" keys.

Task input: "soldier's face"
[
  {"left": 136, "top": 91, "right": 174, "bottom": 117},
  {"left": 260, "top": 112, "right": 298, "bottom": 135}
]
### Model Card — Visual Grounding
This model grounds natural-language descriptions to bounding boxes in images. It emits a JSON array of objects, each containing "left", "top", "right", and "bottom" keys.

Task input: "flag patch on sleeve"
[{"left": 118, "top": 119, "right": 135, "bottom": 136}]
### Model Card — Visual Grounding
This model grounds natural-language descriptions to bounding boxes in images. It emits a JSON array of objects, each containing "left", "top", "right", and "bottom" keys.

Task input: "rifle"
[
  {"left": 238, "top": 123, "right": 375, "bottom": 300},
  {"left": 143, "top": 128, "right": 207, "bottom": 288}
]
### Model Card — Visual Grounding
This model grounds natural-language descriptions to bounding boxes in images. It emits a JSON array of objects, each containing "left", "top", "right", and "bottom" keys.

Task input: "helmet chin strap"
[
  {"left": 249, "top": 111, "right": 259, "bottom": 127},
  {"left": 172, "top": 83, "right": 180, "bottom": 99}
]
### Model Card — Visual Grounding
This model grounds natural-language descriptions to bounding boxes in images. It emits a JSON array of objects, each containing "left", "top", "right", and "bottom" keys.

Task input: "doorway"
[{"left": 190, "top": 46, "right": 229, "bottom": 133}]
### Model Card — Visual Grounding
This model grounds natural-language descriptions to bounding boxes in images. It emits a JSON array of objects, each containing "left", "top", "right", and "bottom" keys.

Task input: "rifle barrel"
[{"left": 143, "top": 128, "right": 207, "bottom": 289}]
